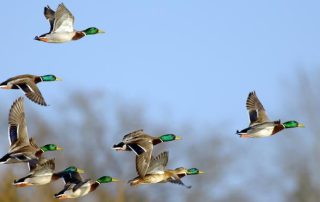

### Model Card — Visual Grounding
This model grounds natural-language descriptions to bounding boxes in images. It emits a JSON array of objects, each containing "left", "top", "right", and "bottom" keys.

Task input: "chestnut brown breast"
[{"left": 72, "top": 32, "right": 86, "bottom": 40}]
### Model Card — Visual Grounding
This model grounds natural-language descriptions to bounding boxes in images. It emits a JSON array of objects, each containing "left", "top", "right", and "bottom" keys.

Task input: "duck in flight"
[
  {"left": 0, "top": 74, "right": 61, "bottom": 106},
  {"left": 0, "top": 97, "right": 63, "bottom": 164},
  {"left": 113, "top": 129, "right": 181, "bottom": 177},
  {"left": 54, "top": 171, "right": 118, "bottom": 199},
  {"left": 236, "top": 91, "right": 304, "bottom": 138},
  {"left": 129, "top": 151, "right": 204, "bottom": 188},
  {"left": 13, "top": 157, "right": 84, "bottom": 187},
  {"left": 35, "top": 3, "right": 105, "bottom": 43}
]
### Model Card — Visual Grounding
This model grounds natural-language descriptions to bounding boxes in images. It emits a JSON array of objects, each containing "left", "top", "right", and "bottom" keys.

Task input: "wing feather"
[
  {"left": 135, "top": 143, "right": 153, "bottom": 177},
  {"left": 147, "top": 151, "right": 168, "bottom": 174},
  {"left": 8, "top": 97, "right": 29, "bottom": 147},
  {"left": 62, "top": 172, "right": 83, "bottom": 184},
  {"left": 246, "top": 91, "right": 269, "bottom": 126},
  {"left": 52, "top": 3, "right": 74, "bottom": 33},
  {"left": 44, "top": 5, "right": 55, "bottom": 33},
  {"left": 123, "top": 129, "right": 144, "bottom": 141},
  {"left": 167, "top": 175, "right": 192, "bottom": 189},
  {"left": 16, "top": 81, "right": 47, "bottom": 106}
]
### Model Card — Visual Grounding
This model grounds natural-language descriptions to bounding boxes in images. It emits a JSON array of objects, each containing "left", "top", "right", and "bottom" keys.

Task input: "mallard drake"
[
  {"left": 13, "top": 157, "right": 84, "bottom": 187},
  {"left": 0, "top": 74, "right": 62, "bottom": 106},
  {"left": 35, "top": 3, "right": 105, "bottom": 43},
  {"left": 113, "top": 129, "right": 181, "bottom": 177},
  {"left": 0, "top": 97, "right": 63, "bottom": 164},
  {"left": 54, "top": 172, "right": 118, "bottom": 199},
  {"left": 236, "top": 91, "right": 304, "bottom": 138},
  {"left": 129, "top": 151, "right": 204, "bottom": 189}
]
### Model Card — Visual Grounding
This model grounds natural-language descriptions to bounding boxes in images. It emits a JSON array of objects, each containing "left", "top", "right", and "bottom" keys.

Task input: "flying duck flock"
[{"left": 1, "top": 2, "right": 304, "bottom": 200}]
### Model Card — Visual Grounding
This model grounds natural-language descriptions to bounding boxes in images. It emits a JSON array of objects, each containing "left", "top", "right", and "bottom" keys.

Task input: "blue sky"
[
  {"left": 0, "top": 0, "right": 319, "bottom": 131},
  {"left": 0, "top": 1, "right": 319, "bottom": 201}
]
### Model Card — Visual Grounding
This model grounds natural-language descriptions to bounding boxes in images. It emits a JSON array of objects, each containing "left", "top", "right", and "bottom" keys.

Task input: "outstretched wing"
[
  {"left": 147, "top": 151, "right": 168, "bottom": 174},
  {"left": 123, "top": 129, "right": 144, "bottom": 142},
  {"left": 15, "top": 79, "right": 47, "bottom": 106},
  {"left": 8, "top": 97, "right": 29, "bottom": 147},
  {"left": 29, "top": 138, "right": 39, "bottom": 150},
  {"left": 44, "top": 5, "right": 55, "bottom": 33},
  {"left": 246, "top": 91, "right": 269, "bottom": 126},
  {"left": 28, "top": 158, "right": 41, "bottom": 172},
  {"left": 63, "top": 172, "right": 83, "bottom": 185},
  {"left": 52, "top": 3, "right": 74, "bottom": 33},
  {"left": 167, "top": 175, "right": 192, "bottom": 189},
  {"left": 55, "top": 184, "right": 72, "bottom": 197},
  {"left": 135, "top": 142, "right": 153, "bottom": 177},
  {"left": 30, "top": 158, "right": 55, "bottom": 175}
]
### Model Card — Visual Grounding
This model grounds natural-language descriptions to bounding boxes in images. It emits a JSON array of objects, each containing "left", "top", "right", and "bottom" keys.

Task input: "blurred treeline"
[{"left": 0, "top": 70, "right": 319, "bottom": 202}]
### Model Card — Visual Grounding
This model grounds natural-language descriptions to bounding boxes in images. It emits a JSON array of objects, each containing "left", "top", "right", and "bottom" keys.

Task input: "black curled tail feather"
[
  {"left": 113, "top": 142, "right": 125, "bottom": 148},
  {"left": 0, "top": 153, "right": 10, "bottom": 163}
]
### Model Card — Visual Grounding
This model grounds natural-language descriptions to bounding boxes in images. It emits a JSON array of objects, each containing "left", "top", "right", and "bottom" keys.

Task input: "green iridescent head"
[
  {"left": 186, "top": 168, "right": 205, "bottom": 175},
  {"left": 96, "top": 176, "right": 119, "bottom": 184},
  {"left": 63, "top": 166, "right": 85, "bottom": 173},
  {"left": 83, "top": 27, "right": 105, "bottom": 35},
  {"left": 159, "top": 134, "right": 182, "bottom": 142},
  {"left": 40, "top": 75, "right": 62, "bottom": 82},
  {"left": 283, "top": 121, "right": 304, "bottom": 129},
  {"left": 40, "top": 144, "right": 63, "bottom": 152}
]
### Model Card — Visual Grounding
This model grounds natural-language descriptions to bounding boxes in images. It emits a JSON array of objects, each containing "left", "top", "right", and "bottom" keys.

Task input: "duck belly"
[
  {"left": 130, "top": 174, "right": 168, "bottom": 186},
  {"left": 247, "top": 126, "right": 275, "bottom": 137},
  {"left": 25, "top": 174, "right": 52, "bottom": 185},
  {"left": 46, "top": 32, "right": 75, "bottom": 43}
]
